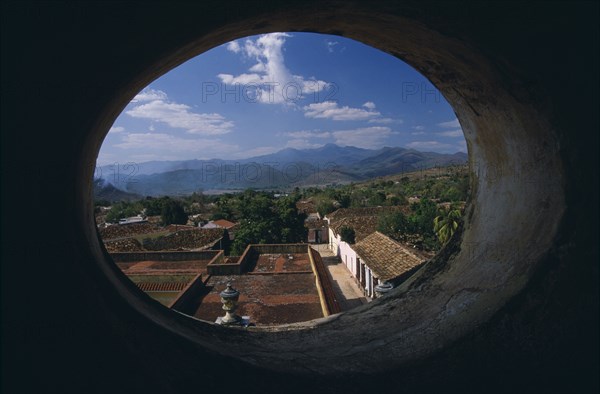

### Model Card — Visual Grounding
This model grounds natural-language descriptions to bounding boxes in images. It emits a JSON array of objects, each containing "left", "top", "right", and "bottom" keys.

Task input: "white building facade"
[{"left": 327, "top": 221, "right": 372, "bottom": 296}]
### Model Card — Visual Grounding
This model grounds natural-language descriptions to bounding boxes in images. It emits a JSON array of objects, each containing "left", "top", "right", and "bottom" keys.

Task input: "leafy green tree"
[
  {"left": 105, "top": 201, "right": 143, "bottom": 223},
  {"left": 212, "top": 195, "right": 236, "bottom": 221},
  {"left": 142, "top": 196, "right": 170, "bottom": 216},
  {"left": 339, "top": 226, "right": 356, "bottom": 244},
  {"left": 336, "top": 192, "right": 351, "bottom": 208},
  {"left": 275, "top": 195, "right": 307, "bottom": 243},
  {"left": 377, "top": 211, "right": 410, "bottom": 237},
  {"left": 184, "top": 191, "right": 206, "bottom": 214},
  {"left": 439, "top": 186, "right": 462, "bottom": 202},
  {"left": 210, "top": 212, "right": 227, "bottom": 221},
  {"left": 434, "top": 207, "right": 462, "bottom": 244},
  {"left": 350, "top": 190, "right": 368, "bottom": 207},
  {"left": 161, "top": 199, "right": 188, "bottom": 225},
  {"left": 388, "top": 195, "right": 407, "bottom": 206},
  {"left": 94, "top": 199, "right": 111, "bottom": 207},
  {"left": 230, "top": 192, "right": 307, "bottom": 254},
  {"left": 316, "top": 200, "right": 336, "bottom": 218},
  {"left": 221, "top": 165, "right": 468, "bottom": 253},
  {"left": 188, "top": 191, "right": 206, "bottom": 204},
  {"left": 231, "top": 219, "right": 275, "bottom": 255},
  {"left": 368, "top": 191, "right": 386, "bottom": 206},
  {"left": 236, "top": 190, "right": 272, "bottom": 220},
  {"left": 409, "top": 198, "right": 438, "bottom": 236}
]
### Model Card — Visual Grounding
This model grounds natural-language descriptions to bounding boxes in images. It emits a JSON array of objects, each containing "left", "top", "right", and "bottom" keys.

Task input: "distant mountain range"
[{"left": 95, "top": 144, "right": 467, "bottom": 198}]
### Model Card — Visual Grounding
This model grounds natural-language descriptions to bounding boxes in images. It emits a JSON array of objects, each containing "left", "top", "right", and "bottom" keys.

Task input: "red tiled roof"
[
  {"left": 135, "top": 282, "right": 188, "bottom": 292},
  {"left": 143, "top": 228, "right": 224, "bottom": 251},
  {"left": 194, "top": 271, "right": 323, "bottom": 325},
  {"left": 193, "top": 246, "right": 334, "bottom": 325},
  {"left": 327, "top": 206, "right": 410, "bottom": 242},
  {"left": 213, "top": 219, "right": 237, "bottom": 229},
  {"left": 330, "top": 216, "right": 379, "bottom": 242},
  {"left": 305, "top": 219, "right": 328, "bottom": 229},
  {"left": 104, "top": 238, "right": 144, "bottom": 252},
  {"left": 165, "top": 224, "right": 197, "bottom": 232},
  {"left": 352, "top": 231, "right": 428, "bottom": 281},
  {"left": 296, "top": 199, "right": 317, "bottom": 214},
  {"left": 99, "top": 222, "right": 159, "bottom": 240}
]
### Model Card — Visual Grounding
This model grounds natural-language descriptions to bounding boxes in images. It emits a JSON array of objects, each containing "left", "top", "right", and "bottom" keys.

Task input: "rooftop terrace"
[
  {"left": 193, "top": 273, "right": 323, "bottom": 325},
  {"left": 110, "top": 246, "right": 340, "bottom": 325},
  {"left": 191, "top": 244, "right": 338, "bottom": 326},
  {"left": 112, "top": 250, "right": 223, "bottom": 306}
]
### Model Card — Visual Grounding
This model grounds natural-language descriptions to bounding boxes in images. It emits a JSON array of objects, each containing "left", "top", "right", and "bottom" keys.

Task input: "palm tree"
[{"left": 434, "top": 207, "right": 462, "bottom": 245}]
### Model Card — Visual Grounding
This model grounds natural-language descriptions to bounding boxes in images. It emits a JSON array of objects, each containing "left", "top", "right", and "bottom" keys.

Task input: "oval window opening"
[{"left": 93, "top": 32, "right": 469, "bottom": 327}]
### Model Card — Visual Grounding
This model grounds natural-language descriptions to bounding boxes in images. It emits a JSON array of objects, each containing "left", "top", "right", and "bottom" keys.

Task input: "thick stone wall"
[
  {"left": 207, "top": 244, "right": 310, "bottom": 275},
  {"left": 110, "top": 250, "right": 222, "bottom": 263},
  {"left": 168, "top": 273, "right": 207, "bottom": 315}
]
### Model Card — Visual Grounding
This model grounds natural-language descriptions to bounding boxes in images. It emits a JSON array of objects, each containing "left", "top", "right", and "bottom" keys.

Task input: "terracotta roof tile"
[
  {"left": 212, "top": 219, "right": 237, "bottom": 229},
  {"left": 305, "top": 219, "right": 328, "bottom": 229},
  {"left": 330, "top": 216, "right": 379, "bottom": 242},
  {"left": 352, "top": 231, "right": 428, "bottom": 281},
  {"left": 296, "top": 199, "right": 317, "bottom": 214},
  {"left": 327, "top": 206, "right": 410, "bottom": 242},
  {"left": 136, "top": 281, "right": 188, "bottom": 292}
]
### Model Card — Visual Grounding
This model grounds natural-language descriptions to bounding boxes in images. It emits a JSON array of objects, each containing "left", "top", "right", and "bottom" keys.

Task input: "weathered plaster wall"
[{"left": 1, "top": 1, "right": 597, "bottom": 393}]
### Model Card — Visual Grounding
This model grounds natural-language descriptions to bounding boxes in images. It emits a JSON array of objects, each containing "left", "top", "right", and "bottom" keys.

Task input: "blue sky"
[{"left": 97, "top": 32, "right": 466, "bottom": 166}]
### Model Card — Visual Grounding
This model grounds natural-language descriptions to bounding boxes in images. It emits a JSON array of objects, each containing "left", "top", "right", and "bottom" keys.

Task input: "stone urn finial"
[
  {"left": 374, "top": 281, "right": 393, "bottom": 298},
  {"left": 219, "top": 282, "right": 242, "bottom": 325}
]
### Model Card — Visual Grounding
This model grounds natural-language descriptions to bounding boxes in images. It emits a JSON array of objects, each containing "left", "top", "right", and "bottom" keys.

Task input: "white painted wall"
[
  {"left": 327, "top": 223, "right": 380, "bottom": 298},
  {"left": 328, "top": 226, "right": 339, "bottom": 254},
  {"left": 340, "top": 241, "right": 358, "bottom": 276},
  {"left": 328, "top": 229, "right": 359, "bottom": 277},
  {"left": 365, "top": 266, "right": 373, "bottom": 297}
]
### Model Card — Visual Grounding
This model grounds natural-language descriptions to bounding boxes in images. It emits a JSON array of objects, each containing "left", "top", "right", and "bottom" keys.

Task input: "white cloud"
[
  {"left": 280, "top": 130, "right": 332, "bottom": 150},
  {"left": 332, "top": 126, "right": 395, "bottom": 149},
  {"left": 218, "top": 73, "right": 261, "bottom": 85},
  {"left": 232, "top": 146, "right": 280, "bottom": 159},
  {"left": 413, "top": 125, "right": 425, "bottom": 130},
  {"left": 108, "top": 126, "right": 125, "bottom": 134},
  {"left": 436, "top": 129, "right": 464, "bottom": 137},
  {"left": 438, "top": 118, "right": 461, "bottom": 128},
  {"left": 128, "top": 153, "right": 178, "bottom": 162},
  {"left": 126, "top": 93, "right": 234, "bottom": 135},
  {"left": 368, "top": 117, "right": 399, "bottom": 124},
  {"left": 249, "top": 62, "right": 266, "bottom": 73},
  {"left": 115, "top": 133, "right": 239, "bottom": 158},
  {"left": 96, "top": 152, "right": 117, "bottom": 166},
  {"left": 218, "top": 33, "right": 329, "bottom": 105},
  {"left": 406, "top": 140, "right": 460, "bottom": 153},
  {"left": 326, "top": 40, "right": 339, "bottom": 53},
  {"left": 411, "top": 131, "right": 426, "bottom": 135},
  {"left": 363, "top": 101, "right": 376, "bottom": 110},
  {"left": 284, "top": 130, "right": 331, "bottom": 139},
  {"left": 226, "top": 41, "right": 241, "bottom": 53},
  {"left": 303, "top": 101, "right": 380, "bottom": 121},
  {"left": 131, "top": 89, "right": 168, "bottom": 103},
  {"left": 285, "top": 139, "right": 325, "bottom": 149}
]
